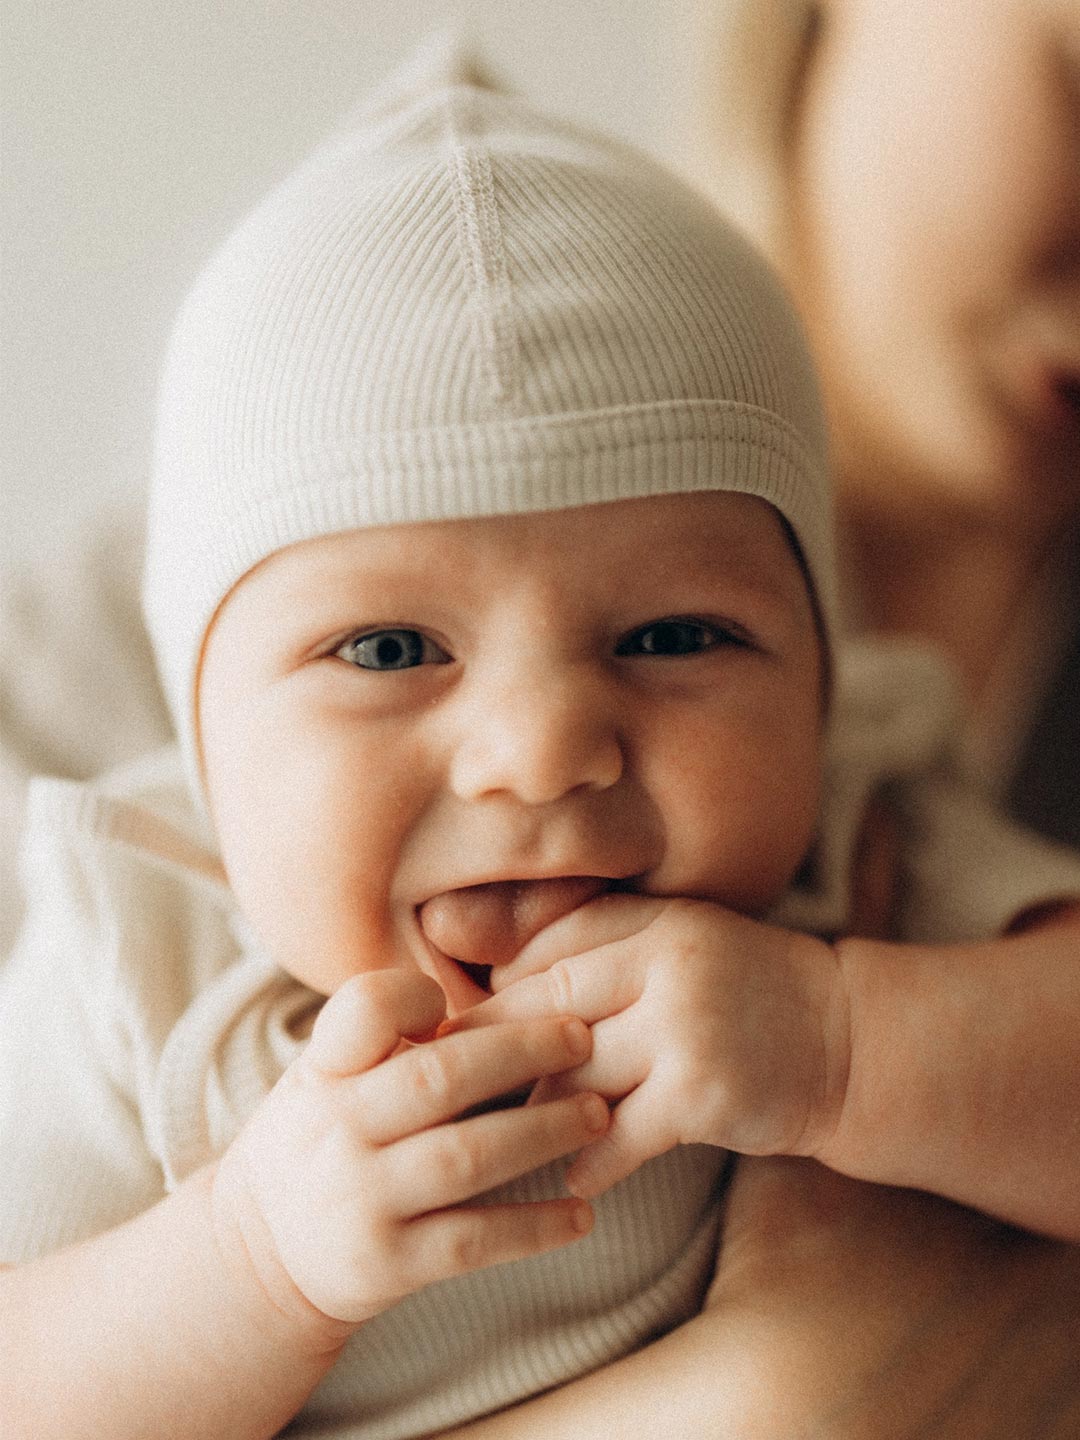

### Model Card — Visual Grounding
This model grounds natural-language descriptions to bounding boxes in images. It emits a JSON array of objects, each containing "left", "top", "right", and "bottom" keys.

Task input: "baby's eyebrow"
[
  {"left": 653, "top": 546, "right": 814, "bottom": 613},
  {"left": 272, "top": 556, "right": 440, "bottom": 611}
]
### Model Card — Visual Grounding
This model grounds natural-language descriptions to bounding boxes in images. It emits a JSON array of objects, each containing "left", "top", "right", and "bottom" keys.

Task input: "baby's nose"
[{"left": 447, "top": 670, "right": 624, "bottom": 805}]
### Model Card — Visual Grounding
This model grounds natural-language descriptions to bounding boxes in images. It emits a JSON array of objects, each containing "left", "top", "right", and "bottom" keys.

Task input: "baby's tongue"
[{"left": 419, "top": 876, "right": 608, "bottom": 969}]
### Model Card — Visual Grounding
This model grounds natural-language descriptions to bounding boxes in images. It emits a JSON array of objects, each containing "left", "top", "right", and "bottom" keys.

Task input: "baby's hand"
[
  {"left": 446, "top": 897, "right": 849, "bottom": 1198},
  {"left": 211, "top": 969, "right": 608, "bottom": 1327}
]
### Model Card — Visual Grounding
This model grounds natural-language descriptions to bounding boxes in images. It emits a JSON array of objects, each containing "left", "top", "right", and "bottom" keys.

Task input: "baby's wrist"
[
  {"left": 203, "top": 1160, "right": 357, "bottom": 1359},
  {"left": 791, "top": 933, "right": 854, "bottom": 1165}
]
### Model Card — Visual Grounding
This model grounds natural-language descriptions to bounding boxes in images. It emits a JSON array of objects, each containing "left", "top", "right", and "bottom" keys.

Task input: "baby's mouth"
[
  {"left": 457, "top": 959, "right": 495, "bottom": 993},
  {"left": 418, "top": 875, "right": 613, "bottom": 993}
]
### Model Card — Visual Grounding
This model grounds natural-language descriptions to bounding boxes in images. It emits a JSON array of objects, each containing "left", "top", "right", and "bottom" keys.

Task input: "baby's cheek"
[
  {"left": 681, "top": 750, "right": 820, "bottom": 910},
  {"left": 218, "top": 826, "right": 371, "bottom": 994}
]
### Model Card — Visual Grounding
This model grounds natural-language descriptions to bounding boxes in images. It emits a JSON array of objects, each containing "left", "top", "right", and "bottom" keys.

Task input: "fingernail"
[
  {"left": 580, "top": 1093, "right": 610, "bottom": 1133},
  {"left": 569, "top": 1199, "right": 594, "bottom": 1235},
  {"left": 561, "top": 1016, "right": 590, "bottom": 1058}
]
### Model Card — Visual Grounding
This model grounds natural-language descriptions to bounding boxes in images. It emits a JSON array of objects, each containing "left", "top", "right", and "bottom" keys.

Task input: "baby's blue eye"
[
  {"left": 337, "top": 629, "right": 447, "bottom": 671},
  {"left": 615, "top": 618, "right": 745, "bottom": 657}
]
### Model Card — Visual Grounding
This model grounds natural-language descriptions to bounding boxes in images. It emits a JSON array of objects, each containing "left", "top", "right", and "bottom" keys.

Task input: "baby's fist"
[{"left": 212, "top": 968, "right": 604, "bottom": 1328}]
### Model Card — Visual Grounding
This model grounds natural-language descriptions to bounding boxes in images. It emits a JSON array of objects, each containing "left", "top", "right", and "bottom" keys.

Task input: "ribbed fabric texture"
[{"left": 143, "top": 40, "right": 833, "bottom": 776}]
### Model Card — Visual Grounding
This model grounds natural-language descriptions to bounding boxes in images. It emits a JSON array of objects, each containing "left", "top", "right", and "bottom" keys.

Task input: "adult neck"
[{"left": 840, "top": 490, "right": 1065, "bottom": 708}]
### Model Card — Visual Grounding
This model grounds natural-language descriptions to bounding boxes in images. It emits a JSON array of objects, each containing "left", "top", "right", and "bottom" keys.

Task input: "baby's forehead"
[{"left": 250, "top": 490, "right": 808, "bottom": 595}]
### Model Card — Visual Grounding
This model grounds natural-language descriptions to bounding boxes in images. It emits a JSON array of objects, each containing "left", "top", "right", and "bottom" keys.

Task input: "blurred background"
[{"left": 2, "top": 0, "right": 705, "bottom": 566}]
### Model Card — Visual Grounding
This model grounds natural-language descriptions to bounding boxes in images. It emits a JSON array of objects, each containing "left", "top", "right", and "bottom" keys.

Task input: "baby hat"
[{"left": 144, "top": 38, "right": 834, "bottom": 782}]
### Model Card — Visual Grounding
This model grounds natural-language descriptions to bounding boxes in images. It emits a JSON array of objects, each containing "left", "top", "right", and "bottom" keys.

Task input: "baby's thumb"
[{"left": 306, "top": 969, "right": 446, "bottom": 1077}]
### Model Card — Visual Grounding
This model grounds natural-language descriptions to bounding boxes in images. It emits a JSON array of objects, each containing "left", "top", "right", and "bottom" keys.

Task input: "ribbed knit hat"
[{"left": 144, "top": 39, "right": 834, "bottom": 783}]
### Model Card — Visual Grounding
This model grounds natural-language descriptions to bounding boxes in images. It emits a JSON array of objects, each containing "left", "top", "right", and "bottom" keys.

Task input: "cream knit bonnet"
[{"left": 144, "top": 40, "right": 834, "bottom": 780}]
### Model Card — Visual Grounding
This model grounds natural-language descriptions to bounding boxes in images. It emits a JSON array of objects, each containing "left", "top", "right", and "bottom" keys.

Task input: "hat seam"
[{"left": 189, "top": 398, "right": 823, "bottom": 490}]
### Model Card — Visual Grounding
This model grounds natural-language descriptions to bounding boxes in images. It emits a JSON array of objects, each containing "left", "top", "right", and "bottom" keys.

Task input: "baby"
[{"left": 2, "top": 46, "right": 1078, "bottom": 1440}]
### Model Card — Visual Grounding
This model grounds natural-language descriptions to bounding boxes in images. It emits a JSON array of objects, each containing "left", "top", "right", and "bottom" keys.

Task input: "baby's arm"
[
  {"left": 820, "top": 902, "right": 1080, "bottom": 1238},
  {"left": 1, "top": 1161, "right": 343, "bottom": 1438},
  {"left": 450, "top": 897, "right": 1080, "bottom": 1240},
  {"left": 0, "top": 970, "right": 606, "bottom": 1439}
]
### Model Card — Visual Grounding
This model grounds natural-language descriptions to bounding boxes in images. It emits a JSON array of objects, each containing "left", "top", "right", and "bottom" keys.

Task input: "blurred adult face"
[{"left": 787, "top": 0, "right": 1080, "bottom": 532}]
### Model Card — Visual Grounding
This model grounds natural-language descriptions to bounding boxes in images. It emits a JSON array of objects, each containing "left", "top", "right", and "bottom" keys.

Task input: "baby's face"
[{"left": 197, "top": 492, "right": 823, "bottom": 1012}]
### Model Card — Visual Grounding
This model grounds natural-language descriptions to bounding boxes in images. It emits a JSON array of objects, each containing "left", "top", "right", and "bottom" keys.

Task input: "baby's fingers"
[
  {"left": 361, "top": 1015, "right": 592, "bottom": 1144},
  {"left": 564, "top": 1086, "right": 677, "bottom": 1199},
  {"left": 386, "top": 1092, "right": 611, "bottom": 1213},
  {"left": 307, "top": 970, "right": 446, "bottom": 1077},
  {"left": 495, "top": 894, "right": 664, "bottom": 987},
  {"left": 449, "top": 948, "right": 642, "bottom": 1033},
  {"left": 407, "top": 1196, "right": 595, "bottom": 1286}
]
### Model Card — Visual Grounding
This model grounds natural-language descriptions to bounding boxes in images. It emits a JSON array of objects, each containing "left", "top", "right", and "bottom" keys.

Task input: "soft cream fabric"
[
  {"left": 3, "top": 638, "right": 1077, "bottom": 1437},
  {"left": 0, "top": 505, "right": 173, "bottom": 956},
  {"left": 778, "top": 638, "right": 1080, "bottom": 941}
]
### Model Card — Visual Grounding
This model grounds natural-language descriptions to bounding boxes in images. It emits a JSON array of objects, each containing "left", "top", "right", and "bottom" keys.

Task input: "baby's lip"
[{"left": 417, "top": 875, "right": 615, "bottom": 989}]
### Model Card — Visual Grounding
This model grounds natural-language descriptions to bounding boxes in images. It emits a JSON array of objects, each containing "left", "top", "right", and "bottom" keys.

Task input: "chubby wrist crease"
[
  {"left": 800, "top": 935, "right": 854, "bottom": 1163},
  {"left": 204, "top": 1165, "right": 355, "bottom": 1356}
]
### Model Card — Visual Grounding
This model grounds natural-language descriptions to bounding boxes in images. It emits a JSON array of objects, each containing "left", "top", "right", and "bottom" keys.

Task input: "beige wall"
[{"left": 2, "top": 0, "right": 703, "bottom": 564}]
